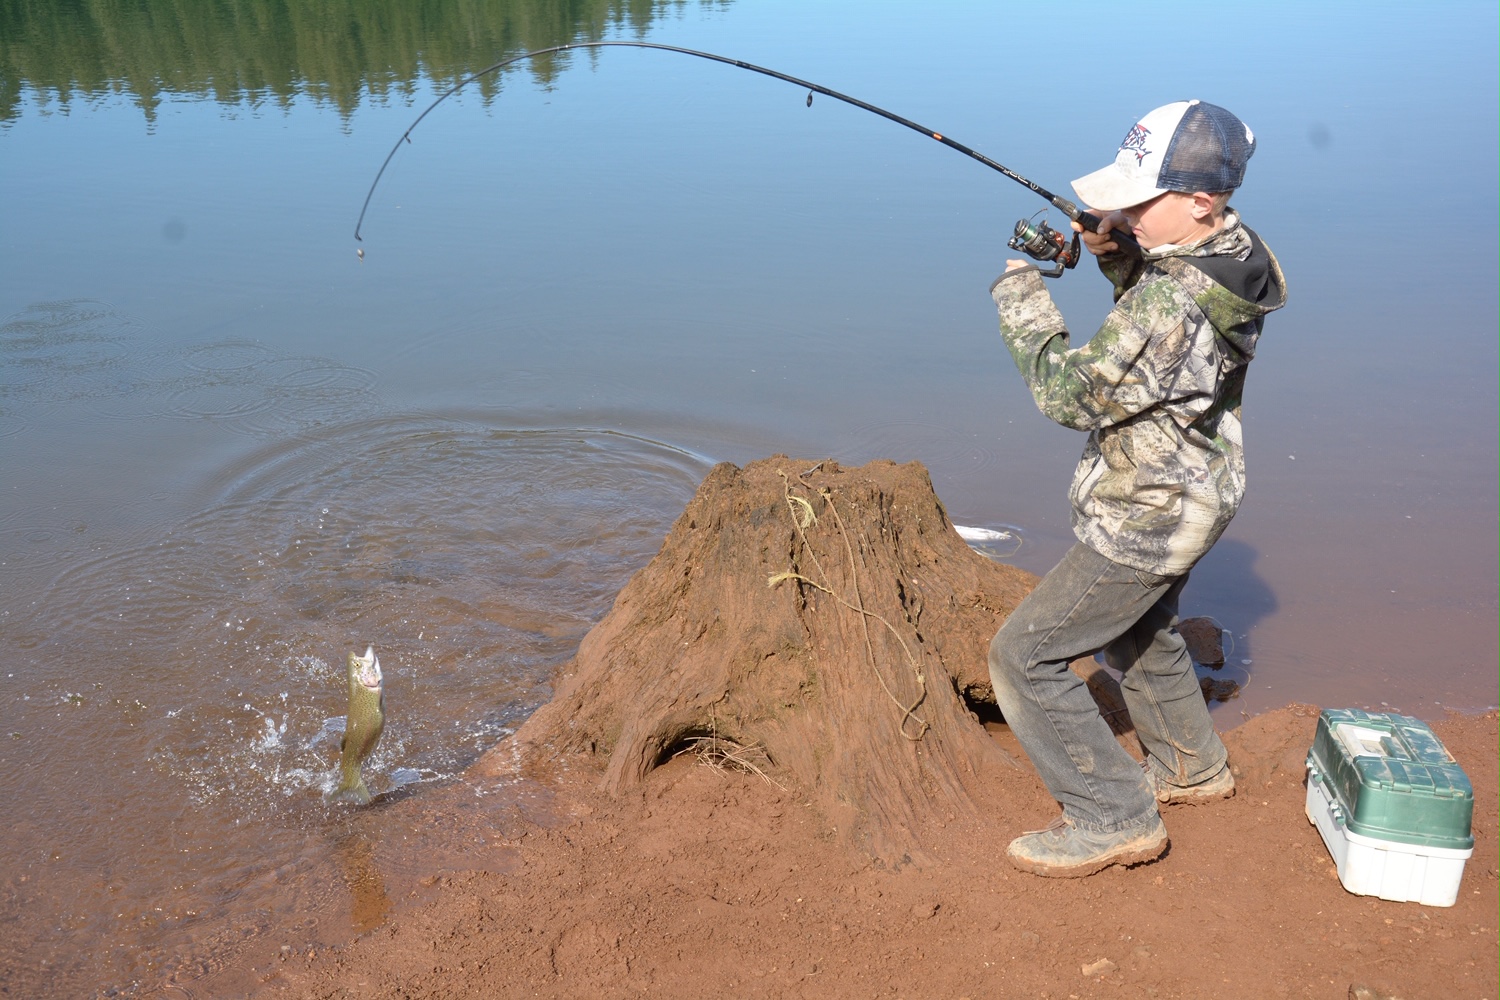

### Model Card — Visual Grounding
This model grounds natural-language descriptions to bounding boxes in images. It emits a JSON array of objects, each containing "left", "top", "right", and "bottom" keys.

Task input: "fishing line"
[{"left": 354, "top": 40, "right": 1132, "bottom": 266}]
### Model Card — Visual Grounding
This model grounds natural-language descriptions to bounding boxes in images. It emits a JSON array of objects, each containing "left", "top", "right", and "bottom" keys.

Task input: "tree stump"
[{"left": 484, "top": 456, "right": 1041, "bottom": 866}]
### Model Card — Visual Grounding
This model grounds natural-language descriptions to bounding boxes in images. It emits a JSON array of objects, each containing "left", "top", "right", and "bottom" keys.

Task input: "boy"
[{"left": 987, "top": 100, "right": 1287, "bottom": 877}]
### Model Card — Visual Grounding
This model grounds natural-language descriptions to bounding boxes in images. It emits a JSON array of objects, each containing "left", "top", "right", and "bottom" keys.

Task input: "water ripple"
[
  {"left": 19, "top": 414, "right": 712, "bottom": 799},
  {"left": 0, "top": 299, "right": 136, "bottom": 400},
  {"left": 1, "top": 303, "right": 383, "bottom": 439}
]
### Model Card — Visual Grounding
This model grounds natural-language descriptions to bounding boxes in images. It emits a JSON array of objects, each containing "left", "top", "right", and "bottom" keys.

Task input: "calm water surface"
[{"left": 1, "top": 1, "right": 1496, "bottom": 994}]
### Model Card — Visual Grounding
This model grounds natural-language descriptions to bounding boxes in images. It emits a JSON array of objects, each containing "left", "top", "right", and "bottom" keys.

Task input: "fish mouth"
[{"left": 354, "top": 646, "right": 383, "bottom": 689}]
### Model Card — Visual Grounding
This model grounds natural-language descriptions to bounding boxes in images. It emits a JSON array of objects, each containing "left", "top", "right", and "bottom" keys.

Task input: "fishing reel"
[{"left": 1007, "top": 212, "right": 1082, "bottom": 278}]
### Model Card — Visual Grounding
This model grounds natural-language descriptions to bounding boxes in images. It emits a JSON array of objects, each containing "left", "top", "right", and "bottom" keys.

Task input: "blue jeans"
[{"left": 989, "top": 542, "right": 1228, "bottom": 833}]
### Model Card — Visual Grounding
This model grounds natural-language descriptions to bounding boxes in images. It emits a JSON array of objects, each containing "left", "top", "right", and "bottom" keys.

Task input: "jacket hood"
[{"left": 1157, "top": 219, "right": 1286, "bottom": 362}]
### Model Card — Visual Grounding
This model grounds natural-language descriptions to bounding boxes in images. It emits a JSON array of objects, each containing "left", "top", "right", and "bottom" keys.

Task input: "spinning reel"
[{"left": 1007, "top": 212, "right": 1083, "bottom": 278}]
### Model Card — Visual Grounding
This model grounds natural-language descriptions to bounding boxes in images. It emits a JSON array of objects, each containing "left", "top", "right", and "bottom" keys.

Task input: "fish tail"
[{"left": 328, "top": 772, "right": 372, "bottom": 806}]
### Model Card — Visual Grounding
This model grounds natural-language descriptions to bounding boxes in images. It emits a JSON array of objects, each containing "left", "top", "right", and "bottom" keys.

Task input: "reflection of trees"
[{"left": 0, "top": 0, "right": 704, "bottom": 124}]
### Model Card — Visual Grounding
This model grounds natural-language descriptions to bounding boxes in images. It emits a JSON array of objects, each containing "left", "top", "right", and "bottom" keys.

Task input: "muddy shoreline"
[
  {"left": 245, "top": 705, "right": 1497, "bottom": 1000},
  {"left": 255, "top": 457, "right": 1498, "bottom": 999}
]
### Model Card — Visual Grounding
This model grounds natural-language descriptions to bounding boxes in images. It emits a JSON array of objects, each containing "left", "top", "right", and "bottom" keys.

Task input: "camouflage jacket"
[{"left": 990, "top": 216, "right": 1287, "bottom": 575}]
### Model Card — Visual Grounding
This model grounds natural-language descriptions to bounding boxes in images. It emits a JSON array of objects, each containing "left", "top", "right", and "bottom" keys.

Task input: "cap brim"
[{"left": 1070, "top": 163, "right": 1169, "bottom": 213}]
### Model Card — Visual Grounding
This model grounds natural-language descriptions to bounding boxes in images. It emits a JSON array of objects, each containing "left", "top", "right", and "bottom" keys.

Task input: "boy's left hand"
[{"left": 1005, "top": 259, "right": 1031, "bottom": 272}]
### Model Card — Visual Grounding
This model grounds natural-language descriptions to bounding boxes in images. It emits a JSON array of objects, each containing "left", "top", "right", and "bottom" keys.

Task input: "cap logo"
[{"left": 1119, "top": 122, "right": 1153, "bottom": 165}]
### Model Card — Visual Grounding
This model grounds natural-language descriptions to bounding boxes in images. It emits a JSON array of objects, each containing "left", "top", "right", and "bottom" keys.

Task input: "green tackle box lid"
[{"left": 1306, "top": 708, "right": 1474, "bottom": 851}]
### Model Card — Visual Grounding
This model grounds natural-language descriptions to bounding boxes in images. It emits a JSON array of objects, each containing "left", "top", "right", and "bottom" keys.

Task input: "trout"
[{"left": 329, "top": 646, "right": 385, "bottom": 805}]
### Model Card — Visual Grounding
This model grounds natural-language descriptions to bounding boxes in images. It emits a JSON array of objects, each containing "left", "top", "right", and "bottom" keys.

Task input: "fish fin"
[{"left": 328, "top": 774, "right": 372, "bottom": 806}]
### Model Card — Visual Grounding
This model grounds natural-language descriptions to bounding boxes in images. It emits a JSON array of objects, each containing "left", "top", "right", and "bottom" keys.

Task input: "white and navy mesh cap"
[{"left": 1071, "top": 100, "right": 1256, "bottom": 211}]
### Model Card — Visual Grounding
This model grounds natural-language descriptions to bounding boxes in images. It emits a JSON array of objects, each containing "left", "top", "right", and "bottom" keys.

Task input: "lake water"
[{"left": 1, "top": 1, "right": 1495, "bottom": 994}]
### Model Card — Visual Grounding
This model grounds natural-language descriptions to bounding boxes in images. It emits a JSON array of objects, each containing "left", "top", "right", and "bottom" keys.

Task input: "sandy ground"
[{"left": 260, "top": 704, "right": 1497, "bottom": 1000}]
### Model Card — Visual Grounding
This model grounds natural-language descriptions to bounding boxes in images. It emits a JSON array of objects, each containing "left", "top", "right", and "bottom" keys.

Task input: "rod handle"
[
  {"left": 1075, "top": 209, "right": 1106, "bottom": 233},
  {"left": 1075, "top": 209, "right": 1141, "bottom": 254}
]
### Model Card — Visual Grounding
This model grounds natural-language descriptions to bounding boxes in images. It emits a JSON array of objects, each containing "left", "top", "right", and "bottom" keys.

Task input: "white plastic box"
[{"left": 1304, "top": 709, "right": 1474, "bottom": 907}]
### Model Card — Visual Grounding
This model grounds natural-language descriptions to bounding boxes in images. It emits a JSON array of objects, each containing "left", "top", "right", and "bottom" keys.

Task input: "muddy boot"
[
  {"left": 1144, "top": 760, "right": 1236, "bottom": 804},
  {"left": 1007, "top": 812, "right": 1168, "bottom": 878}
]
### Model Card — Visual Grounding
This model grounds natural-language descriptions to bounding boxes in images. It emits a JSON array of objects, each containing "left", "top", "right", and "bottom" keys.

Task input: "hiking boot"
[
  {"left": 1006, "top": 813, "right": 1168, "bottom": 878},
  {"left": 1144, "top": 760, "right": 1236, "bottom": 804}
]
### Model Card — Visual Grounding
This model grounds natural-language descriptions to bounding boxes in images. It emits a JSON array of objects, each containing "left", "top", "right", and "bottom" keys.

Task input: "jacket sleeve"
[{"left": 990, "top": 265, "right": 1195, "bottom": 432}]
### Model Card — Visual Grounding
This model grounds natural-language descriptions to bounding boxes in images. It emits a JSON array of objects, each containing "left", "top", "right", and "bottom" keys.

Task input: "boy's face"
[{"left": 1120, "top": 191, "right": 1220, "bottom": 249}]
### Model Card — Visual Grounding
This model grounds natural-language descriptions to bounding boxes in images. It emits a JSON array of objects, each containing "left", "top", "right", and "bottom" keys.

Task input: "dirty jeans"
[{"left": 989, "top": 542, "right": 1228, "bottom": 834}]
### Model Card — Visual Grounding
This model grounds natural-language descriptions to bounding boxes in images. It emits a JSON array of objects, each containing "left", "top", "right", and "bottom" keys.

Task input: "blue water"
[{"left": 1, "top": 1, "right": 1496, "bottom": 995}]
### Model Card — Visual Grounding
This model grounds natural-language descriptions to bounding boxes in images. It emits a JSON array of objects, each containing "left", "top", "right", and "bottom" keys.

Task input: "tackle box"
[{"left": 1305, "top": 708, "right": 1474, "bottom": 906}]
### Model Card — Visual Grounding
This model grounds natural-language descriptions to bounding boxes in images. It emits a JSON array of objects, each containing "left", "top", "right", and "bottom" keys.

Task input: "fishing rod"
[{"left": 354, "top": 40, "right": 1135, "bottom": 275}]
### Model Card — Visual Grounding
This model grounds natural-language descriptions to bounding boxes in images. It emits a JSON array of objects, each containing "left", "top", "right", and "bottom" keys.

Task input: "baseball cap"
[{"left": 1071, "top": 100, "right": 1256, "bottom": 212}]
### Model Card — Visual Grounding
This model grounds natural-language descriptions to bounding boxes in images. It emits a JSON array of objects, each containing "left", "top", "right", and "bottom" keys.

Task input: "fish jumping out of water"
[{"left": 329, "top": 646, "right": 386, "bottom": 805}]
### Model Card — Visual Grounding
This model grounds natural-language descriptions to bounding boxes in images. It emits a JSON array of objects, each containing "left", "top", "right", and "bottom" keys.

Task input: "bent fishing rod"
[{"left": 354, "top": 40, "right": 1135, "bottom": 276}]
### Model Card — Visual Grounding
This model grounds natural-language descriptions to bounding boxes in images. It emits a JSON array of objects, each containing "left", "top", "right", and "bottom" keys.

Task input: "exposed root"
[{"left": 771, "top": 470, "right": 930, "bottom": 741}]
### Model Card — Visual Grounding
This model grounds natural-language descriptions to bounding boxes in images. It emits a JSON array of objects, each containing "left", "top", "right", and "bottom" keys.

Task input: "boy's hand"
[
  {"left": 1005, "top": 259, "right": 1031, "bottom": 272},
  {"left": 1073, "top": 212, "right": 1128, "bottom": 256}
]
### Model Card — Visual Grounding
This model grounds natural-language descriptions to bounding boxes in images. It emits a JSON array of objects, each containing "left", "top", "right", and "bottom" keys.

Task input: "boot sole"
[
  {"left": 1155, "top": 776, "right": 1236, "bottom": 805},
  {"left": 1147, "top": 762, "right": 1237, "bottom": 805},
  {"left": 1007, "top": 834, "right": 1168, "bottom": 879},
  {"left": 1158, "top": 785, "right": 1235, "bottom": 805}
]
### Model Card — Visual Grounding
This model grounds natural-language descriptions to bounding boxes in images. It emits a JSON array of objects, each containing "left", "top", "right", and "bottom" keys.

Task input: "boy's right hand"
[{"left": 1073, "top": 212, "right": 1129, "bottom": 256}]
